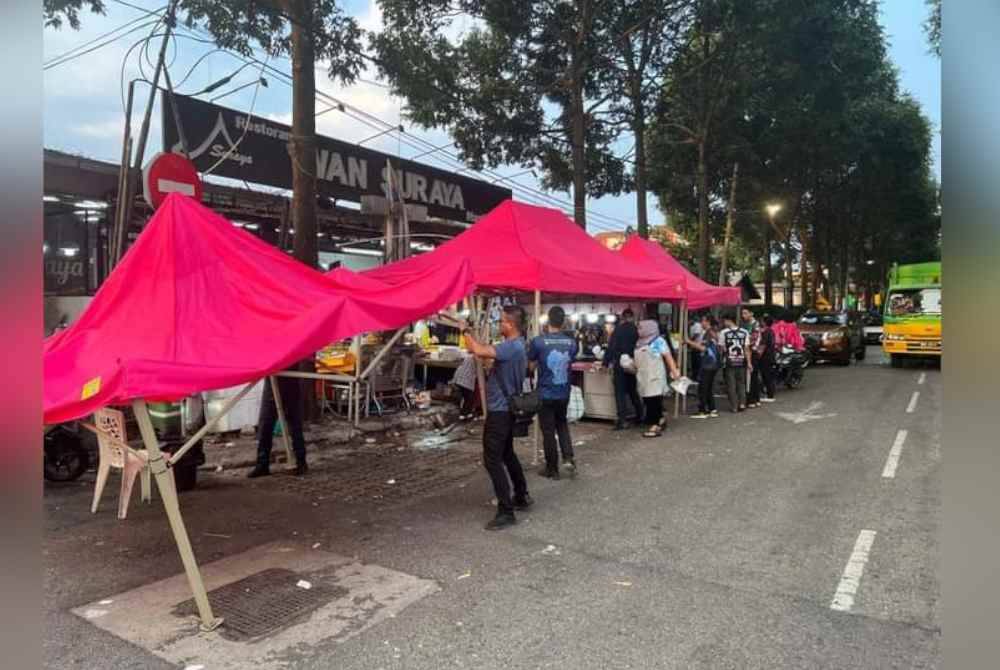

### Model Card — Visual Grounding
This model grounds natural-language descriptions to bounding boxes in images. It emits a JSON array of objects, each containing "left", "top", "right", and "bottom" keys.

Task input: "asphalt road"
[{"left": 43, "top": 345, "right": 940, "bottom": 669}]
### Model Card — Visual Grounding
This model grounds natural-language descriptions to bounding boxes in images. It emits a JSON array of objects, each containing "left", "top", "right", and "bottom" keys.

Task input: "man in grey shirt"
[{"left": 463, "top": 305, "right": 534, "bottom": 530}]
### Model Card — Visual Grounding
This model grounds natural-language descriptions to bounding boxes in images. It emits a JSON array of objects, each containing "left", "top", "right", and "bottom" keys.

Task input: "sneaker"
[
  {"left": 691, "top": 412, "right": 710, "bottom": 419},
  {"left": 513, "top": 494, "right": 534, "bottom": 510},
  {"left": 761, "top": 397, "right": 776, "bottom": 403},
  {"left": 247, "top": 467, "right": 270, "bottom": 479},
  {"left": 563, "top": 460, "right": 577, "bottom": 478},
  {"left": 485, "top": 513, "right": 517, "bottom": 530},
  {"left": 710, "top": 410, "right": 720, "bottom": 418},
  {"left": 294, "top": 462, "right": 309, "bottom": 476},
  {"left": 537, "top": 467, "right": 560, "bottom": 480}
]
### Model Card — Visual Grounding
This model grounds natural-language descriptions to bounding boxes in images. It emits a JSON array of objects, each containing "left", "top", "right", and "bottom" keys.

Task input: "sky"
[{"left": 42, "top": 0, "right": 941, "bottom": 234}]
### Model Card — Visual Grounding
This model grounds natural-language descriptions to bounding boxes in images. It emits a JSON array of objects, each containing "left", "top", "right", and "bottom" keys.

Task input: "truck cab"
[{"left": 882, "top": 262, "right": 942, "bottom": 367}]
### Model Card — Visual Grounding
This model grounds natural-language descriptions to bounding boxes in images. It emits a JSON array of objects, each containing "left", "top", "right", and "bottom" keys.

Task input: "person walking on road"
[
  {"left": 528, "top": 306, "right": 579, "bottom": 479},
  {"left": 462, "top": 305, "right": 534, "bottom": 531},
  {"left": 634, "top": 318, "right": 681, "bottom": 438},
  {"left": 603, "top": 308, "right": 644, "bottom": 430},
  {"left": 720, "top": 314, "right": 753, "bottom": 413},
  {"left": 249, "top": 365, "right": 309, "bottom": 478},
  {"left": 754, "top": 315, "right": 778, "bottom": 403},
  {"left": 687, "top": 315, "right": 722, "bottom": 419}
]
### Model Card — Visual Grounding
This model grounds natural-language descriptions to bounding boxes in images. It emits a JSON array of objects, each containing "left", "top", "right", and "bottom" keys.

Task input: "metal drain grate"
[{"left": 173, "top": 568, "right": 346, "bottom": 640}]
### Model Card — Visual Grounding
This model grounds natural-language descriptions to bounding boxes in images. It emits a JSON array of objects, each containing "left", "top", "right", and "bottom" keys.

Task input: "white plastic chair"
[{"left": 91, "top": 408, "right": 152, "bottom": 519}]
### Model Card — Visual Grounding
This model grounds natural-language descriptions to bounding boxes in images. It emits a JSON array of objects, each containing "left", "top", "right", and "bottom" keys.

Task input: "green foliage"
[
  {"left": 647, "top": 0, "right": 939, "bottom": 301},
  {"left": 924, "top": 0, "right": 941, "bottom": 57},
  {"left": 373, "top": 0, "right": 629, "bottom": 203},
  {"left": 44, "top": 0, "right": 105, "bottom": 30}
]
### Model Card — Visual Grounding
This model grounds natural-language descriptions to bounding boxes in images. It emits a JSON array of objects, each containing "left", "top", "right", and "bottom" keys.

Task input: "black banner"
[{"left": 163, "top": 93, "right": 511, "bottom": 222}]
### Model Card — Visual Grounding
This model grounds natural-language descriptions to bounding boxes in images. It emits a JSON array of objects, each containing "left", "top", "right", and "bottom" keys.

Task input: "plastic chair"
[{"left": 91, "top": 408, "right": 152, "bottom": 520}]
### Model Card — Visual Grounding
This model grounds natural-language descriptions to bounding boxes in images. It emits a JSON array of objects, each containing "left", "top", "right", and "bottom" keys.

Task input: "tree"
[
  {"left": 646, "top": 0, "right": 767, "bottom": 278},
  {"left": 45, "top": 0, "right": 366, "bottom": 270},
  {"left": 924, "top": 0, "right": 941, "bottom": 57},
  {"left": 373, "top": 0, "right": 628, "bottom": 229},
  {"left": 600, "top": 0, "right": 693, "bottom": 237}
]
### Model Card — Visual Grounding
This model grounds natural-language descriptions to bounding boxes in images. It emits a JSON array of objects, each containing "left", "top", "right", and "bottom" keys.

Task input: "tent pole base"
[{"left": 132, "top": 399, "right": 223, "bottom": 632}]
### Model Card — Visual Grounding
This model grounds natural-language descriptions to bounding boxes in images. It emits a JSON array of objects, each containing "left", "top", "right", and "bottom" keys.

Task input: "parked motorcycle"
[
  {"left": 44, "top": 425, "right": 90, "bottom": 482},
  {"left": 774, "top": 345, "right": 810, "bottom": 389}
]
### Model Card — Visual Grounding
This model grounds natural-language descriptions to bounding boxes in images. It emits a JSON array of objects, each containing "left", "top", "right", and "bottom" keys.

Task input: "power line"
[
  {"left": 44, "top": 5, "right": 166, "bottom": 68},
  {"left": 44, "top": 17, "right": 163, "bottom": 70},
  {"left": 107, "top": 0, "right": 636, "bottom": 230}
]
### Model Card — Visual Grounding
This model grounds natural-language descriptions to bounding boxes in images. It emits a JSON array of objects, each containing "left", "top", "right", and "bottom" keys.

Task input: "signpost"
[{"left": 142, "top": 152, "right": 203, "bottom": 209}]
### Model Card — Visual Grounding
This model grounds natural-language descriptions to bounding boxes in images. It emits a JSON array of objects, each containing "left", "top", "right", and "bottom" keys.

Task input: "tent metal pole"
[
  {"left": 532, "top": 289, "right": 542, "bottom": 466},
  {"left": 132, "top": 399, "right": 222, "bottom": 632},
  {"left": 473, "top": 295, "right": 488, "bottom": 414},
  {"left": 681, "top": 301, "right": 689, "bottom": 415},
  {"left": 268, "top": 376, "right": 294, "bottom": 465},
  {"left": 167, "top": 381, "right": 257, "bottom": 466},
  {"left": 359, "top": 327, "right": 407, "bottom": 380}
]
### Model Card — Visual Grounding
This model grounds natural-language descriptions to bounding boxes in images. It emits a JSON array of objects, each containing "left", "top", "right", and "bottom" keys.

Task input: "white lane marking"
[
  {"left": 881, "top": 430, "right": 908, "bottom": 478},
  {"left": 906, "top": 391, "right": 920, "bottom": 413},
  {"left": 830, "top": 530, "right": 877, "bottom": 612},
  {"left": 918, "top": 372, "right": 926, "bottom": 385}
]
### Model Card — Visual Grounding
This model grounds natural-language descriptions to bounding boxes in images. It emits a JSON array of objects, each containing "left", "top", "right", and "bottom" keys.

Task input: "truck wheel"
[{"left": 890, "top": 354, "right": 902, "bottom": 368}]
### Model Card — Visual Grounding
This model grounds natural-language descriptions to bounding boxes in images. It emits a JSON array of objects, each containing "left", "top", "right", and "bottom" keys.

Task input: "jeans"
[
  {"left": 482, "top": 411, "right": 528, "bottom": 515},
  {"left": 724, "top": 366, "right": 747, "bottom": 412},
  {"left": 256, "top": 377, "right": 307, "bottom": 469},
  {"left": 643, "top": 396, "right": 664, "bottom": 428},
  {"left": 698, "top": 367, "right": 718, "bottom": 413},
  {"left": 748, "top": 363, "right": 762, "bottom": 404},
  {"left": 538, "top": 397, "right": 574, "bottom": 473},
  {"left": 612, "top": 364, "right": 643, "bottom": 425}
]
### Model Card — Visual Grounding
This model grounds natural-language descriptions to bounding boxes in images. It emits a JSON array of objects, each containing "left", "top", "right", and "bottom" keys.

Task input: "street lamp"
[
  {"left": 766, "top": 203, "right": 782, "bottom": 219},
  {"left": 765, "top": 203, "right": 784, "bottom": 306}
]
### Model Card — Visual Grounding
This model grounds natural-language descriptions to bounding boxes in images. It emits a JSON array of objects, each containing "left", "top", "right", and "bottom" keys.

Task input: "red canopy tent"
[
  {"left": 358, "top": 200, "right": 686, "bottom": 301},
  {"left": 44, "top": 193, "right": 475, "bottom": 425},
  {"left": 618, "top": 235, "right": 742, "bottom": 310},
  {"left": 43, "top": 193, "right": 475, "bottom": 630}
]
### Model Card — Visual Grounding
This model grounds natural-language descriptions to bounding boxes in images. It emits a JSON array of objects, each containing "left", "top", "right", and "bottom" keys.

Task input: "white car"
[{"left": 862, "top": 315, "right": 883, "bottom": 344}]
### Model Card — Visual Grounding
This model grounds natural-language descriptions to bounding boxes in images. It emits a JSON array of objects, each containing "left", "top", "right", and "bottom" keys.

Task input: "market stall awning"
[
  {"left": 44, "top": 193, "right": 475, "bottom": 424},
  {"left": 618, "top": 235, "right": 742, "bottom": 310},
  {"left": 356, "top": 200, "right": 686, "bottom": 301}
]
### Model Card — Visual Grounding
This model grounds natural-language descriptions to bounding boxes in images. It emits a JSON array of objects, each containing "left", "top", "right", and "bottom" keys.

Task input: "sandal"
[{"left": 643, "top": 427, "right": 662, "bottom": 438}]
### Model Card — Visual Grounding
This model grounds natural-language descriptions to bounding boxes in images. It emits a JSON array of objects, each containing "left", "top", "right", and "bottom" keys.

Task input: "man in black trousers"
[
  {"left": 248, "top": 366, "right": 308, "bottom": 477},
  {"left": 463, "top": 305, "right": 533, "bottom": 530},
  {"left": 603, "top": 308, "right": 643, "bottom": 429}
]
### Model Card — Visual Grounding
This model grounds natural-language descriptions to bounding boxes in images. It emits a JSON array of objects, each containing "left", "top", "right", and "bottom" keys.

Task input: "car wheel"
[{"left": 837, "top": 353, "right": 851, "bottom": 366}]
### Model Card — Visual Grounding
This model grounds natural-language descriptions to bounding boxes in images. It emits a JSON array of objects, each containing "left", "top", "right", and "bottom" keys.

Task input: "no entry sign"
[{"left": 142, "top": 152, "right": 203, "bottom": 209}]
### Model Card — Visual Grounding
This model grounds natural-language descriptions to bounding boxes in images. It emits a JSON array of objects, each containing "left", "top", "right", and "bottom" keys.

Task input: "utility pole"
[{"left": 110, "top": 0, "right": 179, "bottom": 266}]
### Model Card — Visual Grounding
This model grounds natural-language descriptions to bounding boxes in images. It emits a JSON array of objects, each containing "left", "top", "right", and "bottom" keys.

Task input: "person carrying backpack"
[{"left": 686, "top": 315, "right": 722, "bottom": 418}]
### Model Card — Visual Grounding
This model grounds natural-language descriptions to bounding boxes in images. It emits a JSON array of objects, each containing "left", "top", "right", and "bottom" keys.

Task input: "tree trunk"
[
  {"left": 289, "top": 0, "right": 319, "bottom": 421},
  {"left": 718, "top": 163, "right": 739, "bottom": 285},
  {"left": 570, "top": 68, "right": 587, "bottom": 230},
  {"left": 696, "top": 139, "right": 709, "bottom": 279},
  {"left": 785, "top": 233, "right": 794, "bottom": 308},
  {"left": 290, "top": 1, "right": 318, "bottom": 269},
  {"left": 764, "top": 227, "right": 773, "bottom": 306},
  {"left": 633, "top": 100, "right": 649, "bottom": 238}
]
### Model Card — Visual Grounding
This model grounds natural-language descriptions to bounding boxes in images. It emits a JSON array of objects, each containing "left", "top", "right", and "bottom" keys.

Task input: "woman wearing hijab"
[{"left": 634, "top": 317, "right": 681, "bottom": 438}]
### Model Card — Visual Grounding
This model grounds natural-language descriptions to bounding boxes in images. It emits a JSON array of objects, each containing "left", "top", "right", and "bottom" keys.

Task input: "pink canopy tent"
[
  {"left": 325, "top": 266, "right": 391, "bottom": 292},
  {"left": 618, "top": 235, "right": 742, "bottom": 310},
  {"left": 43, "top": 193, "right": 475, "bottom": 425},
  {"left": 356, "top": 200, "right": 686, "bottom": 301}
]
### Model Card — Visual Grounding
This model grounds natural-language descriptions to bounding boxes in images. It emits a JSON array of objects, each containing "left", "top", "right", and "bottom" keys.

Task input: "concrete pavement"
[{"left": 44, "top": 345, "right": 940, "bottom": 669}]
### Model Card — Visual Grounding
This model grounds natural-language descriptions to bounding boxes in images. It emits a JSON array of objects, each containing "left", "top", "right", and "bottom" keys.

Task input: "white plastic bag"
[{"left": 567, "top": 386, "right": 585, "bottom": 423}]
